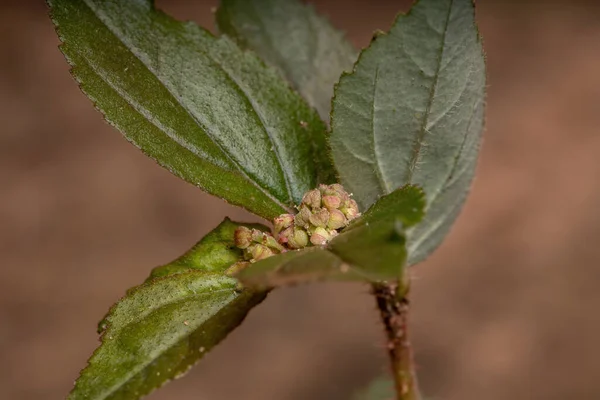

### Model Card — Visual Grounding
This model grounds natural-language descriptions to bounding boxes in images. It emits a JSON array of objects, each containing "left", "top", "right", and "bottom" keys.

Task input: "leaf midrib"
[
  {"left": 404, "top": 0, "right": 454, "bottom": 183},
  {"left": 81, "top": 0, "right": 293, "bottom": 211}
]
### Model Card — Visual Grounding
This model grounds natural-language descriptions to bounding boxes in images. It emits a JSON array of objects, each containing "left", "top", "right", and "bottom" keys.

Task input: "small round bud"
[
  {"left": 278, "top": 226, "right": 293, "bottom": 244},
  {"left": 329, "top": 183, "right": 346, "bottom": 194},
  {"left": 327, "top": 209, "right": 347, "bottom": 230},
  {"left": 310, "top": 227, "right": 332, "bottom": 246},
  {"left": 262, "top": 234, "right": 285, "bottom": 252},
  {"left": 309, "top": 208, "right": 330, "bottom": 228},
  {"left": 251, "top": 229, "right": 265, "bottom": 243},
  {"left": 234, "top": 226, "right": 253, "bottom": 249},
  {"left": 273, "top": 214, "right": 294, "bottom": 234},
  {"left": 250, "top": 244, "right": 275, "bottom": 261},
  {"left": 322, "top": 195, "right": 342, "bottom": 210},
  {"left": 341, "top": 199, "right": 360, "bottom": 221},
  {"left": 294, "top": 205, "right": 312, "bottom": 228},
  {"left": 302, "top": 189, "right": 322, "bottom": 209},
  {"left": 288, "top": 228, "right": 309, "bottom": 249}
]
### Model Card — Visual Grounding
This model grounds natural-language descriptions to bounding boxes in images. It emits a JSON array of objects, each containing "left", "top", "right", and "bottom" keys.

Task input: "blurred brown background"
[{"left": 2, "top": 0, "right": 600, "bottom": 399}]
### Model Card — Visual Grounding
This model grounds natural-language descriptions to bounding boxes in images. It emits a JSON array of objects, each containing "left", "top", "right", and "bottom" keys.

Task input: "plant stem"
[{"left": 372, "top": 269, "right": 421, "bottom": 400}]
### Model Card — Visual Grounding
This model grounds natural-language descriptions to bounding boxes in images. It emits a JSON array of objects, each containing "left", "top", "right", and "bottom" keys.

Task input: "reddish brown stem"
[{"left": 372, "top": 272, "right": 421, "bottom": 400}]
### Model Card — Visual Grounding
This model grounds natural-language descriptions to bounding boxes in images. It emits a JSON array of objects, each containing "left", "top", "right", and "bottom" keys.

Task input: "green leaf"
[
  {"left": 329, "top": 0, "right": 486, "bottom": 265},
  {"left": 87, "top": 219, "right": 268, "bottom": 400},
  {"left": 70, "top": 271, "right": 266, "bottom": 400},
  {"left": 236, "top": 247, "right": 348, "bottom": 288},
  {"left": 216, "top": 0, "right": 356, "bottom": 123},
  {"left": 347, "top": 185, "right": 426, "bottom": 232},
  {"left": 148, "top": 218, "right": 269, "bottom": 280},
  {"left": 238, "top": 185, "right": 425, "bottom": 287},
  {"left": 49, "top": 0, "right": 332, "bottom": 220}
]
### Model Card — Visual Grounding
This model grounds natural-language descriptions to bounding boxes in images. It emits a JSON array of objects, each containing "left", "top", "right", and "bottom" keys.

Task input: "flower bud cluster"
[
  {"left": 233, "top": 185, "right": 360, "bottom": 262},
  {"left": 233, "top": 226, "right": 285, "bottom": 262},
  {"left": 276, "top": 184, "right": 360, "bottom": 248}
]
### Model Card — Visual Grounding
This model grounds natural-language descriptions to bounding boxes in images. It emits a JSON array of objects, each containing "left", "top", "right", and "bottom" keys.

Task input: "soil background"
[{"left": 2, "top": 1, "right": 600, "bottom": 399}]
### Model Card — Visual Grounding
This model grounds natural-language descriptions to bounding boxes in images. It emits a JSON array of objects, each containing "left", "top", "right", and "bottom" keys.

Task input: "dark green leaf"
[
  {"left": 148, "top": 218, "right": 269, "bottom": 279},
  {"left": 330, "top": 0, "right": 486, "bottom": 264},
  {"left": 70, "top": 272, "right": 266, "bottom": 400},
  {"left": 49, "top": 0, "right": 331, "bottom": 220},
  {"left": 216, "top": 0, "right": 356, "bottom": 123}
]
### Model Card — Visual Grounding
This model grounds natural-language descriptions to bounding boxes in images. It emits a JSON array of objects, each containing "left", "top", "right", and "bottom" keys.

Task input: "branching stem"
[{"left": 372, "top": 270, "right": 421, "bottom": 400}]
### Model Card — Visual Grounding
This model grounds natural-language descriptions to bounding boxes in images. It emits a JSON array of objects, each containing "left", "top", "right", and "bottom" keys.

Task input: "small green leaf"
[
  {"left": 70, "top": 272, "right": 266, "bottom": 400},
  {"left": 347, "top": 185, "right": 426, "bottom": 232},
  {"left": 49, "top": 0, "right": 331, "bottom": 220},
  {"left": 328, "top": 219, "right": 406, "bottom": 281},
  {"left": 330, "top": 0, "right": 486, "bottom": 264},
  {"left": 216, "top": 0, "right": 356, "bottom": 122},
  {"left": 236, "top": 247, "right": 348, "bottom": 288},
  {"left": 148, "top": 218, "right": 269, "bottom": 280}
]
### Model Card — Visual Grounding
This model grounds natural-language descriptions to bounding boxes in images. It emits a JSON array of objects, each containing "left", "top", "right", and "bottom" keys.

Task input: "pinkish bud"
[
  {"left": 234, "top": 226, "right": 253, "bottom": 249},
  {"left": 329, "top": 183, "right": 346, "bottom": 194},
  {"left": 327, "top": 209, "right": 347, "bottom": 230},
  {"left": 310, "top": 227, "right": 332, "bottom": 246},
  {"left": 288, "top": 228, "right": 309, "bottom": 249},
  {"left": 278, "top": 226, "right": 293, "bottom": 244},
  {"left": 273, "top": 214, "right": 294, "bottom": 234},
  {"left": 322, "top": 195, "right": 341, "bottom": 210},
  {"left": 309, "top": 208, "right": 330, "bottom": 228},
  {"left": 301, "top": 189, "right": 322, "bottom": 209}
]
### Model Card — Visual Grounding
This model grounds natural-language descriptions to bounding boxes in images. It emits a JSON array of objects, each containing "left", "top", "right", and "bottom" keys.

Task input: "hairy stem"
[{"left": 372, "top": 270, "right": 421, "bottom": 400}]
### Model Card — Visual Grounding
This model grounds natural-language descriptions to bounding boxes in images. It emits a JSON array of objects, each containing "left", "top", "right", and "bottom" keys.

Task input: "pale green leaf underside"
[
  {"left": 49, "top": 0, "right": 331, "bottom": 220},
  {"left": 70, "top": 272, "right": 266, "bottom": 400},
  {"left": 330, "top": 0, "right": 486, "bottom": 265},
  {"left": 216, "top": 0, "right": 356, "bottom": 123},
  {"left": 238, "top": 185, "right": 425, "bottom": 287}
]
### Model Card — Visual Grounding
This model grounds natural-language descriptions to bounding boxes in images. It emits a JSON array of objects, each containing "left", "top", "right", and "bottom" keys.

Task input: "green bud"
[
  {"left": 309, "top": 208, "right": 330, "bottom": 228},
  {"left": 302, "top": 189, "right": 322, "bottom": 209},
  {"left": 288, "top": 228, "right": 309, "bottom": 249},
  {"left": 327, "top": 209, "right": 347, "bottom": 230},
  {"left": 234, "top": 226, "right": 253, "bottom": 249},
  {"left": 249, "top": 244, "right": 275, "bottom": 261},
  {"left": 341, "top": 199, "right": 360, "bottom": 221},
  {"left": 294, "top": 205, "right": 312, "bottom": 228},
  {"left": 251, "top": 228, "right": 265, "bottom": 243},
  {"left": 273, "top": 214, "right": 294, "bottom": 234},
  {"left": 310, "top": 227, "right": 332, "bottom": 246},
  {"left": 322, "top": 195, "right": 342, "bottom": 210},
  {"left": 262, "top": 234, "right": 285, "bottom": 252}
]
